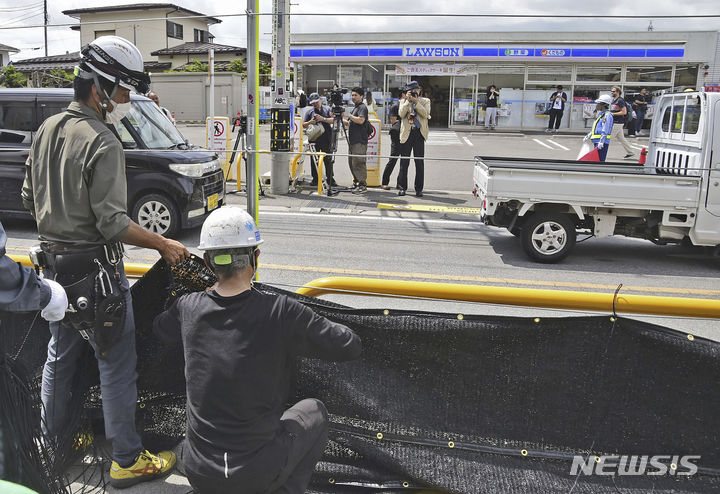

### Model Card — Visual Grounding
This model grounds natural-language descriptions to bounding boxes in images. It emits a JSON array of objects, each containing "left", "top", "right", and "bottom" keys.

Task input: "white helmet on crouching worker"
[
  {"left": 198, "top": 207, "right": 263, "bottom": 273},
  {"left": 74, "top": 36, "right": 151, "bottom": 113}
]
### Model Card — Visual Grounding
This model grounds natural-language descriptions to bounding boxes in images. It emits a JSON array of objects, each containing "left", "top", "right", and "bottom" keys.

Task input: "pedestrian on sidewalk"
[
  {"left": 398, "top": 81, "right": 430, "bottom": 197},
  {"left": 546, "top": 85, "right": 567, "bottom": 133},
  {"left": 302, "top": 93, "right": 336, "bottom": 187},
  {"left": 484, "top": 85, "right": 499, "bottom": 130},
  {"left": 343, "top": 87, "right": 370, "bottom": 194},
  {"left": 634, "top": 88, "right": 649, "bottom": 135},
  {"left": 609, "top": 86, "right": 635, "bottom": 159},
  {"left": 381, "top": 88, "right": 405, "bottom": 189}
]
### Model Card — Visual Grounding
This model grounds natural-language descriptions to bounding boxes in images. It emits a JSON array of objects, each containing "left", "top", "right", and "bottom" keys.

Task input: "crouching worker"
[{"left": 153, "top": 206, "right": 362, "bottom": 494}]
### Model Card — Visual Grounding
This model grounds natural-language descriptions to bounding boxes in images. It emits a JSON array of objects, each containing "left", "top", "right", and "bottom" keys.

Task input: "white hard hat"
[
  {"left": 198, "top": 207, "right": 263, "bottom": 251},
  {"left": 595, "top": 94, "right": 613, "bottom": 105},
  {"left": 79, "top": 36, "right": 150, "bottom": 94}
]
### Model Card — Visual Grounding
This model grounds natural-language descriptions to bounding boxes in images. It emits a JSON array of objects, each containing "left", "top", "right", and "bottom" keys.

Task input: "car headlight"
[{"left": 169, "top": 160, "right": 221, "bottom": 178}]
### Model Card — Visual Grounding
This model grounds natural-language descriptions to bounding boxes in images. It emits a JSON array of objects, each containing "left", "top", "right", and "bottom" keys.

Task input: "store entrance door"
[{"left": 415, "top": 76, "right": 450, "bottom": 128}]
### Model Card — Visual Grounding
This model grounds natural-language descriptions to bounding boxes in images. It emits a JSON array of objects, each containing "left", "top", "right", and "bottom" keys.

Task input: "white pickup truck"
[{"left": 473, "top": 91, "right": 720, "bottom": 263}]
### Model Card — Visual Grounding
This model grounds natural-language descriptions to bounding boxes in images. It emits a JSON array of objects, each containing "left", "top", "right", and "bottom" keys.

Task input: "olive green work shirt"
[{"left": 21, "top": 101, "right": 131, "bottom": 246}]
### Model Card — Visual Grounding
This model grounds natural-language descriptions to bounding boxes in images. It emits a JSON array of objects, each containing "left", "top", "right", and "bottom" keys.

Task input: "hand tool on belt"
[{"left": 29, "top": 242, "right": 127, "bottom": 358}]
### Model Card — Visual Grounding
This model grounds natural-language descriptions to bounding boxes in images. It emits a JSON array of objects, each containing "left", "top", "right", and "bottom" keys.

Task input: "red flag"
[{"left": 579, "top": 147, "right": 600, "bottom": 161}]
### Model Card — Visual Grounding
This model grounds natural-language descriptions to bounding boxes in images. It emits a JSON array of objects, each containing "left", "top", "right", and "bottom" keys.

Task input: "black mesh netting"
[{"left": 2, "top": 255, "right": 720, "bottom": 493}]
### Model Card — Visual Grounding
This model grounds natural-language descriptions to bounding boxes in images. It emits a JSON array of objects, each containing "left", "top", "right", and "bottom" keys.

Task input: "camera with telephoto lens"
[
  {"left": 329, "top": 87, "right": 348, "bottom": 115},
  {"left": 409, "top": 91, "right": 418, "bottom": 98}
]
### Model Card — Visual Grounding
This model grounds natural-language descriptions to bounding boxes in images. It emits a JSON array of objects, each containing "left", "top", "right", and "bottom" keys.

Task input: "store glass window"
[
  {"left": 303, "top": 65, "right": 338, "bottom": 98},
  {"left": 674, "top": 64, "right": 699, "bottom": 88},
  {"left": 527, "top": 65, "right": 572, "bottom": 82},
  {"left": 576, "top": 66, "right": 622, "bottom": 82},
  {"left": 385, "top": 74, "right": 409, "bottom": 123},
  {"left": 452, "top": 75, "right": 475, "bottom": 126},
  {"left": 626, "top": 66, "right": 672, "bottom": 83},
  {"left": 477, "top": 66, "right": 524, "bottom": 128}
]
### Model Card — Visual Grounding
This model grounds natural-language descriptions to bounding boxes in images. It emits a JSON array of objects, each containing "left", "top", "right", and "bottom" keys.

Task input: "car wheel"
[
  {"left": 520, "top": 212, "right": 576, "bottom": 263},
  {"left": 131, "top": 193, "right": 179, "bottom": 237}
]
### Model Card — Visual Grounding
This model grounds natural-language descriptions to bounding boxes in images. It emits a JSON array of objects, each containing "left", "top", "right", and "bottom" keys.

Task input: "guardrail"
[{"left": 10, "top": 256, "right": 719, "bottom": 319}]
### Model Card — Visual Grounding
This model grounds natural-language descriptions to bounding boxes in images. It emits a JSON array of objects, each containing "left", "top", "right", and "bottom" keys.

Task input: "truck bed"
[{"left": 474, "top": 156, "right": 702, "bottom": 212}]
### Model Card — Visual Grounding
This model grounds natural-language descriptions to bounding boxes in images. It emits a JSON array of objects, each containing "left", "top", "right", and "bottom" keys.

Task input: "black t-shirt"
[
  {"left": 348, "top": 102, "right": 369, "bottom": 145},
  {"left": 634, "top": 94, "right": 648, "bottom": 108},
  {"left": 486, "top": 89, "right": 499, "bottom": 108},
  {"left": 611, "top": 96, "right": 627, "bottom": 124},
  {"left": 303, "top": 105, "right": 332, "bottom": 146},
  {"left": 153, "top": 289, "right": 361, "bottom": 478}
]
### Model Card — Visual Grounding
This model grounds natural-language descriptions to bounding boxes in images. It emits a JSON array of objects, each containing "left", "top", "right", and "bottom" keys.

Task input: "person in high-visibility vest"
[{"left": 587, "top": 94, "right": 614, "bottom": 162}]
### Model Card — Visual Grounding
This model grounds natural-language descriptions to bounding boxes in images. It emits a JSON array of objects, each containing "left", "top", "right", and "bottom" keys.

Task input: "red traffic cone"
[{"left": 638, "top": 147, "right": 648, "bottom": 165}]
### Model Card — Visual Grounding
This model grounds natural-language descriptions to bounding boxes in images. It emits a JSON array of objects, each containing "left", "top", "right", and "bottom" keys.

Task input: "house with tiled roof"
[
  {"left": 0, "top": 43, "right": 19, "bottom": 66},
  {"left": 151, "top": 41, "right": 271, "bottom": 70}
]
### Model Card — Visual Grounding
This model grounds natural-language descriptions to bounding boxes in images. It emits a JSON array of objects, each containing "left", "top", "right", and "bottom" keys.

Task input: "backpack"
[{"left": 625, "top": 101, "right": 635, "bottom": 122}]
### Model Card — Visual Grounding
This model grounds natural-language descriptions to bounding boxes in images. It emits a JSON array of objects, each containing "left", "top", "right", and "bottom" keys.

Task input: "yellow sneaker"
[{"left": 109, "top": 449, "right": 176, "bottom": 489}]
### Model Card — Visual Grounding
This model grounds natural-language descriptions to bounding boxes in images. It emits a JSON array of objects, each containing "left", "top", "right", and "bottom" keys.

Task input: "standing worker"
[
  {"left": 153, "top": 206, "right": 362, "bottom": 494},
  {"left": 609, "top": 86, "right": 635, "bottom": 159},
  {"left": 546, "top": 85, "right": 567, "bottom": 133},
  {"left": 381, "top": 87, "right": 405, "bottom": 190},
  {"left": 21, "top": 36, "right": 189, "bottom": 489},
  {"left": 587, "top": 94, "right": 614, "bottom": 162},
  {"left": 397, "top": 81, "right": 430, "bottom": 197}
]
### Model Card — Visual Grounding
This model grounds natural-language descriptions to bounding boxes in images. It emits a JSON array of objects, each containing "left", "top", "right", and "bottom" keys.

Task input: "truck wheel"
[
  {"left": 131, "top": 193, "right": 179, "bottom": 237},
  {"left": 521, "top": 212, "right": 576, "bottom": 263}
]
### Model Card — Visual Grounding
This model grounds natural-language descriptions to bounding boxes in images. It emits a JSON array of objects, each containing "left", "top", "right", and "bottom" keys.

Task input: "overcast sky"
[{"left": 3, "top": 0, "right": 720, "bottom": 62}]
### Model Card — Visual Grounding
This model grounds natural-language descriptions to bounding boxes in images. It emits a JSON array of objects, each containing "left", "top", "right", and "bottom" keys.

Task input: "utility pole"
[
  {"left": 247, "top": 0, "right": 260, "bottom": 221},
  {"left": 208, "top": 48, "right": 215, "bottom": 151},
  {"left": 269, "top": 0, "right": 290, "bottom": 194},
  {"left": 44, "top": 0, "right": 48, "bottom": 57}
]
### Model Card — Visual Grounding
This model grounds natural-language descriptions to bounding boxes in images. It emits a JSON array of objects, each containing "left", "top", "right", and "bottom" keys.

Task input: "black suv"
[{"left": 0, "top": 88, "right": 224, "bottom": 236}]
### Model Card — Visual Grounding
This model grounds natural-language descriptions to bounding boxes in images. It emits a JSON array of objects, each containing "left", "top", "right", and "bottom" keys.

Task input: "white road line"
[
  {"left": 462, "top": 136, "right": 474, "bottom": 146},
  {"left": 260, "top": 210, "right": 481, "bottom": 226},
  {"left": 532, "top": 138, "right": 555, "bottom": 150},
  {"left": 547, "top": 139, "right": 570, "bottom": 151}
]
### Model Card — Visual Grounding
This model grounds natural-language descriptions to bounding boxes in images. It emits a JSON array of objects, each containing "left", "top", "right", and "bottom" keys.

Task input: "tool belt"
[{"left": 34, "top": 242, "right": 126, "bottom": 358}]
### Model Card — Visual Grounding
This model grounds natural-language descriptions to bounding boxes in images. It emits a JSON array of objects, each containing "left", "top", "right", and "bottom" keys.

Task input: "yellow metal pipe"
[
  {"left": 296, "top": 277, "right": 720, "bottom": 319},
  {"left": 11, "top": 254, "right": 719, "bottom": 319}
]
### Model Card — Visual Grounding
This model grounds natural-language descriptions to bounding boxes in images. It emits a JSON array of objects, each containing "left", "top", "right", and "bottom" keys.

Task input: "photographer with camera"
[
  {"left": 398, "top": 81, "right": 430, "bottom": 197},
  {"left": 343, "top": 87, "right": 370, "bottom": 194},
  {"left": 302, "top": 93, "right": 336, "bottom": 187}
]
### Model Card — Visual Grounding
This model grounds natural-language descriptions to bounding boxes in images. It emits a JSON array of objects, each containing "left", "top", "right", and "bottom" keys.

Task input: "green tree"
[
  {"left": 181, "top": 59, "right": 208, "bottom": 72},
  {"left": 40, "top": 68, "right": 74, "bottom": 88},
  {"left": 0, "top": 66, "right": 28, "bottom": 88}
]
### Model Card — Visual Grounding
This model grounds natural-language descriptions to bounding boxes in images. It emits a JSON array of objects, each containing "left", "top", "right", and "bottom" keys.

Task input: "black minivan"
[{"left": 0, "top": 88, "right": 224, "bottom": 236}]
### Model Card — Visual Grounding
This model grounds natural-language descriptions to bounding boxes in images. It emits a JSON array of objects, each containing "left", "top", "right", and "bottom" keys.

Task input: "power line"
[
  {"left": 0, "top": 7, "right": 44, "bottom": 28},
  {"left": 0, "top": 3, "right": 42, "bottom": 13},
  {"left": 2, "top": 11, "right": 720, "bottom": 30}
]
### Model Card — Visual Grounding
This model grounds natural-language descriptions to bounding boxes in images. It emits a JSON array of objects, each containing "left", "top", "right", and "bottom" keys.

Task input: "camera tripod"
[{"left": 227, "top": 115, "right": 264, "bottom": 197}]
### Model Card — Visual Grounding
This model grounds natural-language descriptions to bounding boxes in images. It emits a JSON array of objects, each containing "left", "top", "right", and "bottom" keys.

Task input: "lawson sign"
[{"left": 404, "top": 46, "right": 462, "bottom": 58}]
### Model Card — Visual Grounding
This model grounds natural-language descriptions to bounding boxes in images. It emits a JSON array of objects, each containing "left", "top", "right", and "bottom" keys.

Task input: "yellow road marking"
[
  {"left": 377, "top": 203, "right": 483, "bottom": 214},
  {"left": 261, "top": 263, "right": 720, "bottom": 297}
]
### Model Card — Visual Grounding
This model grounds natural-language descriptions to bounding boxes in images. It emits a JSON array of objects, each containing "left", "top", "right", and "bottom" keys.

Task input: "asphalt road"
[{"left": 2, "top": 126, "right": 717, "bottom": 493}]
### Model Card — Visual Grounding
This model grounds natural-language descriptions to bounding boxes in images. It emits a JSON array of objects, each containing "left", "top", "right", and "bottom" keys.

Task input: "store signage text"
[
  {"left": 504, "top": 49, "right": 530, "bottom": 56},
  {"left": 541, "top": 49, "right": 567, "bottom": 57},
  {"left": 405, "top": 47, "right": 461, "bottom": 58}
]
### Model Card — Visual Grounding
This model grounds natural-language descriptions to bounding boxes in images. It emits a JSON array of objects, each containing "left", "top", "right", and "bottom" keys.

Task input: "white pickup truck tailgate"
[{"left": 473, "top": 157, "right": 701, "bottom": 211}]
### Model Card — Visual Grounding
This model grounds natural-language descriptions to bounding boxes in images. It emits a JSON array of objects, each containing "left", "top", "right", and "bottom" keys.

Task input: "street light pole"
[
  {"left": 269, "top": 0, "right": 290, "bottom": 194},
  {"left": 246, "top": 0, "right": 260, "bottom": 221}
]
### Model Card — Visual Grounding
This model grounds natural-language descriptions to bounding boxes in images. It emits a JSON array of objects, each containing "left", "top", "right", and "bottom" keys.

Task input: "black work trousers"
[
  {"left": 310, "top": 140, "right": 334, "bottom": 184},
  {"left": 548, "top": 109, "right": 563, "bottom": 129},
  {"left": 186, "top": 399, "right": 329, "bottom": 494},
  {"left": 381, "top": 132, "right": 401, "bottom": 187},
  {"left": 397, "top": 128, "right": 425, "bottom": 193}
]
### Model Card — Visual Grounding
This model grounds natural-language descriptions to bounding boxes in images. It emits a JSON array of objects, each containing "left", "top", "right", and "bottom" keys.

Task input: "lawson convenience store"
[{"left": 290, "top": 30, "right": 719, "bottom": 131}]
